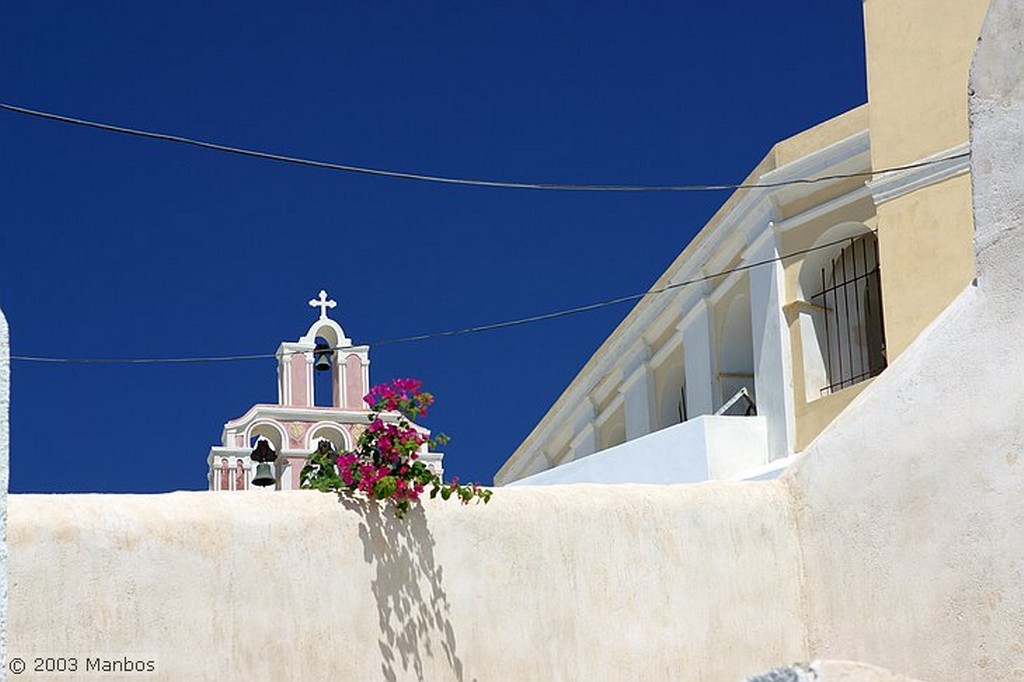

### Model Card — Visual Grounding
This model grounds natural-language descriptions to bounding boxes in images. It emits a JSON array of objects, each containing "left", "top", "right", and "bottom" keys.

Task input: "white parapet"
[
  {"left": 508, "top": 414, "right": 769, "bottom": 485},
  {"left": 0, "top": 308, "right": 8, "bottom": 681}
]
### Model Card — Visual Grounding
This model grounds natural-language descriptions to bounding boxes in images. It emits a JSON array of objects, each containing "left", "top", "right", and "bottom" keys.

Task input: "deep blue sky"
[{"left": 1, "top": 2, "right": 866, "bottom": 492}]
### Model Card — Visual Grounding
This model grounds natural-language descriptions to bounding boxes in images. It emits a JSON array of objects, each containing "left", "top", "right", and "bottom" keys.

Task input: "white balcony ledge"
[{"left": 508, "top": 414, "right": 772, "bottom": 486}]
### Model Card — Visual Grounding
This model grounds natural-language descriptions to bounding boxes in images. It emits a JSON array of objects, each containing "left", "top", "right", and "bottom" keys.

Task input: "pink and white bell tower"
[{"left": 207, "top": 290, "right": 443, "bottom": 491}]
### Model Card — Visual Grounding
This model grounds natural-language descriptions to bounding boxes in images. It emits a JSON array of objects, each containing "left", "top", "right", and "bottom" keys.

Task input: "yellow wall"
[
  {"left": 863, "top": 0, "right": 989, "bottom": 170},
  {"left": 876, "top": 175, "right": 977, "bottom": 356},
  {"left": 864, "top": 0, "right": 988, "bottom": 358}
]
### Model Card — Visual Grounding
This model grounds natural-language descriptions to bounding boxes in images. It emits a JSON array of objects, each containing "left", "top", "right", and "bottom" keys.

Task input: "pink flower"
[{"left": 392, "top": 378, "right": 423, "bottom": 395}]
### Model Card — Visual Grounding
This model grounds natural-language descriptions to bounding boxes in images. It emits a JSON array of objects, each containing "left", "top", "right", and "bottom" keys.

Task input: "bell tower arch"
[{"left": 275, "top": 290, "right": 369, "bottom": 409}]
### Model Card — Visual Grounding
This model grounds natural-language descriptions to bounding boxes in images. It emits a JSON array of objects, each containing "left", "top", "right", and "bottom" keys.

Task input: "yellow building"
[{"left": 496, "top": 0, "right": 989, "bottom": 485}]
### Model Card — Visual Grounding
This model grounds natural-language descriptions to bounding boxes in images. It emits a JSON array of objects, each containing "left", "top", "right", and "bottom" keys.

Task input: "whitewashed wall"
[
  {"left": 0, "top": 309, "right": 8, "bottom": 682},
  {"left": 509, "top": 415, "right": 769, "bottom": 485},
  {"left": 7, "top": 486, "right": 805, "bottom": 682}
]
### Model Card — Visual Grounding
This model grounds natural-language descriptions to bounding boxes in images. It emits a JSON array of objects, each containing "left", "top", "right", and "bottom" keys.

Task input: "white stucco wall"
[
  {"left": 509, "top": 415, "right": 769, "bottom": 485},
  {"left": 0, "top": 309, "right": 8, "bottom": 682},
  {"left": 8, "top": 486, "right": 805, "bottom": 682},
  {"left": 747, "top": 660, "right": 927, "bottom": 682},
  {"left": 785, "top": 3, "right": 1024, "bottom": 679}
]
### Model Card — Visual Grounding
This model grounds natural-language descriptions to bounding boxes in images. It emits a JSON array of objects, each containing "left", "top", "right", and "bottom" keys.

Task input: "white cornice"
[
  {"left": 772, "top": 183, "right": 873, "bottom": 233},
  {"left": 569, "top": 422, "right": 596, "bottom": 449},
  {"left": 277, "top": 341, "right": 314, "bottom": 356},
  {"left": 594, "top": 393, "right": 625, "bottom": 426},
  {"left": 619, "top": 360, "right": 650, "bottom": 393},
  {"left": 746, "top": 223, "right": 778, "bottom": 259},
  {"left": 642, "top": 303, "right": 682, "bottom": 347},
  {"left": 226, "top": 404, "right": 374, "bottom": 427},
  {"left": 760, "top": 130, "right": 870, "bottom": 199},
  {"left": 678, "top": 297, "right": 709, "bottom": 331},
  {"left": 210, "top": 446, "right": 316, "bottom": 459},
  {"left": 650, "top": 329, "right": 684, "bottom": 368},
  {"left": 590, "top": 369, "right": 623, "bottom": 406},
  {"left": 621, "top": 339, "right": 650, "bottom": 377},
  {"left": 867, "top": 143, "right": 970, "bottom": 205},
  {"left": 707, "top": 269, "right": 746, "bottom": 305},
  {"left": 568, "top": 400, "right": 597, "bottom": 433},
  {"left": 220, "top": 404, "right": 420, "bottom": 445}
]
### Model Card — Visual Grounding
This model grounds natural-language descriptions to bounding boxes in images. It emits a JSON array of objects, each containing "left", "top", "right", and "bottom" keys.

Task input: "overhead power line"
[
  {"left": 11, "top": 233, "right": 870, "bottom": 365},
  {"left": 0, "top": 101, "right": 968, "bottom": 192}
]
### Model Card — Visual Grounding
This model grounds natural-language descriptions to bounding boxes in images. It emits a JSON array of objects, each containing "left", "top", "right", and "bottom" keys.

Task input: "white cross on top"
[{"left": 308, "top": 289, "right": 337, "bottom": 320}]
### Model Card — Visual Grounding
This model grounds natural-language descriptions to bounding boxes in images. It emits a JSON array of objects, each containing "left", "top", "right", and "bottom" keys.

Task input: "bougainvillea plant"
[{"left": 300, "top": 378, "right": 492, "bottom": 518}]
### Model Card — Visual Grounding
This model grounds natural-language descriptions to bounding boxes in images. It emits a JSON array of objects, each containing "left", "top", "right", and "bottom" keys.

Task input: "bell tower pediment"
[
  {"left": 299, "top": 289, "right": 350, "bottom": 347},
  {"left": 273, "top": 289, "right": 368, "bottom": 410}
]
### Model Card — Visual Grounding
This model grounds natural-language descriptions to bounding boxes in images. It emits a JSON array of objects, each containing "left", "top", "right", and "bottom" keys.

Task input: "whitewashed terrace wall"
[
  {"left": 0, "top": 308, "right": 8, "bottom": 682},
  {"left": 8, "top": 486, "right": 805, "bottom": 681}
]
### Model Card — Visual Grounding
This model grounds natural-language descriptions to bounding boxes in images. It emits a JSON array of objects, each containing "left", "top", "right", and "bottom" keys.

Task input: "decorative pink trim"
[
  {"left": 290, "top": 354, "right": 310, "bottom": 407},
  {"left": 345, "top": 355, "right": 363, "bottom": 409}
]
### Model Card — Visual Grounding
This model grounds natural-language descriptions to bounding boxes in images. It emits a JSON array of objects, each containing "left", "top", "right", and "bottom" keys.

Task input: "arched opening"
[
  {"left": 307, "top": 423, "right": 349, "bottom": 454},
  {"left": 804, "top": 231, "right": 887, "bottom": 395},
  {"left": 653, "top": 353, "right": 687, "bottom": 430},
  {"left": 313, "top": 335, "right": 335, "bottom": 407},
  {"left": 247, "top": 422, "right": 285, "bottom": 455},
  {"left": 715, "top": 285, "right": 756, "bottom": 412}
]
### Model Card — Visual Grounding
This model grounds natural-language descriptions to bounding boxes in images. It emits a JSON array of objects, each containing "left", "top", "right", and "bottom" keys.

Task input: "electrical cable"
[
  {"left": 0, "top": 101, "right": 968, "bottom": 192},
  {"left": 10, "top": 232, "right": 872, "bottom": 365}
]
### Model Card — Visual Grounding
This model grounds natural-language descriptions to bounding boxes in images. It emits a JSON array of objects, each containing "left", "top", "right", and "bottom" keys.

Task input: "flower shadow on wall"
[{"left": 346, "top": 496, "right": 476, "bottom": 682}]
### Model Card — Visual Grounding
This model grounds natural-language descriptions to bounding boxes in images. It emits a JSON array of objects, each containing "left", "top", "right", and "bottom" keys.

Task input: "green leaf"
[{"left": 373, "top": 476, "right": 397, "bottom": 499}]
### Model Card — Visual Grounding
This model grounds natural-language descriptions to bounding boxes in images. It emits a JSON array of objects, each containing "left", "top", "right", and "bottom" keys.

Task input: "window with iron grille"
[{"left": 810, "top": 233, "right": 887, "bottom": 395}]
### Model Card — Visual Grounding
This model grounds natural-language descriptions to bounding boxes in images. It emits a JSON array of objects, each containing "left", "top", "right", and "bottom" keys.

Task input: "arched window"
[{"left": 809, "top": 232, "right": 886, "bottom": 394}]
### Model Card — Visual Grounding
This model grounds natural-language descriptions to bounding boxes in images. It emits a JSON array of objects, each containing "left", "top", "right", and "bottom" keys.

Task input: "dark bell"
[
  {"left": 314, "top": 342, "right": 333, "bottom": 372},
  {"left": 250, "top": 439, "right": 277, "bottom": 463},
  {"left": 252, "top": 462, "right": 276, "bottom": 487}
]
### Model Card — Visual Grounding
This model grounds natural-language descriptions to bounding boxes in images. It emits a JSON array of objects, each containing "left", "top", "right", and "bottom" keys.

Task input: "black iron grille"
[{"left": 811, "top": 234, "right": 887, "bottom": 395}]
